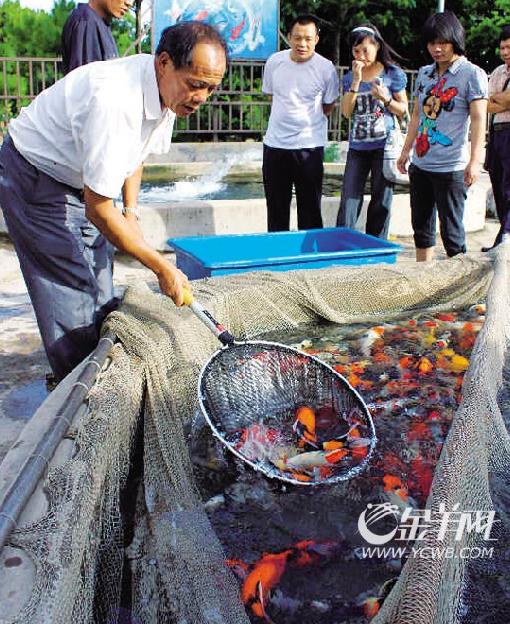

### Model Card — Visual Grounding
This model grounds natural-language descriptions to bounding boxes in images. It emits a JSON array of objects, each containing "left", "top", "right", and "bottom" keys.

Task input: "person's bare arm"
[
  {"left": 490, "top": 90, "right": 510, "bottom": 109},
  {"left": 323, "top": 102, "right": 336, "bottom": 115},
  {"left": 396, "top": 100, "right": 420, "bottom": 174},
  {"left": 122, "top": 164, "right": 143, "bottom": 209},
  {"left": 464, "top": 98, "right": 487, "bottom": 186},
  {"left": 371, "top": 83, "right": 408, "bottom": 118},
  {"left": 488, "top": 100, "right": 507, "bottom": 114},
  {"left": 342, "top": 61, "right": 363, "bottom": 119},
  {"left": 84, "top": 186, "right": 189, "bottom": 305},
  {"left": 386, "top": 89, "right": 408, "bottom": 118}
]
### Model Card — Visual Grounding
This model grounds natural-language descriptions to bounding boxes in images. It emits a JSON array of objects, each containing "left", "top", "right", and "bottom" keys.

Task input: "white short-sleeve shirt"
[
  {"left": 262, "top": 50, "right": 339, "bottom": 149},
  {"left": 9, "top": 54, "right": 175, "bottom": 198}
]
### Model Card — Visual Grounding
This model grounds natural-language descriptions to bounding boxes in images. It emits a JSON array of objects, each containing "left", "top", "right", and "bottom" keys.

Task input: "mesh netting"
[
  {"left": 3, "top": 250, "right": 510, "bottom": 624},
  {"left": 198, "top": 340, "right": 375, "bottom": 484}
]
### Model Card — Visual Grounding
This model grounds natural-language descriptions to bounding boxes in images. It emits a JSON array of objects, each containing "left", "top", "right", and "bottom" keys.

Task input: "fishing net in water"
[
  {"left": 2, "top": 249, "right": 510, "bottom": 624},
  {"left": 198, "top": 339, "right": 376, "bottom": 485}
]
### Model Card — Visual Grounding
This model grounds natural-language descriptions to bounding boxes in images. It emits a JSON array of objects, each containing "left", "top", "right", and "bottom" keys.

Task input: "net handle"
[{"left": 183, "top": 288, "right": 235, "bottom": 346}]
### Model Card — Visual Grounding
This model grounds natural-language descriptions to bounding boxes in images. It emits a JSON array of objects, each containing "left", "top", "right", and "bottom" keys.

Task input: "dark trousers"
[
  {"left": 336, "top": 148, "right": 394, "bottom": 239},
  {"left": 262, "top": 144, "right": 324, "bottom": 231},
  {"left": 486, "top": 126, "right": 510, "bottom": 246},
  {"left": 409, "top": 163, "right": 467, "bottom": 257},
  {"left": 0, "top": 136, "right": 117, "bottom": 381}
]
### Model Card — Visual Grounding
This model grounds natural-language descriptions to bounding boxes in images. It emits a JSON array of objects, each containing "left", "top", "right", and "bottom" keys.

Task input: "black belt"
[{"left": 493, "top": 122, "right": 510, "bottom": 132}]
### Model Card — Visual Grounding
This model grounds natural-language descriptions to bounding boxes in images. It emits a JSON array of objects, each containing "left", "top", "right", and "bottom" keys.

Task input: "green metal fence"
[{"left": 0, "top": 56, "right": 418, "bottom": 141}]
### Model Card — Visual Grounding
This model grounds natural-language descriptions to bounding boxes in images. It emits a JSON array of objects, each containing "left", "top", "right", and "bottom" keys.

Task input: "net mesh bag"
[
  {"left": 198, "top": 340, "right": 375, "bottom": 484},
  {"left": 3, "top": 251, "right": 509, "bottom": 624}
]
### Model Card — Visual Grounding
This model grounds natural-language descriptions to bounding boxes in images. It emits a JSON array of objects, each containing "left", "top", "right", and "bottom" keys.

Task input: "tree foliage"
[
  {"left": 281, "top": 0, "right": 510, "bottom": 71},
  {"left": 1, "top": 0, "right": 510, "bottom": 69},
  {"left": 1, "top": 0, "right": 510, "bottom": 131},
  {"left": 0, "top": 0, "right": 147, "bottom": 122},
  {"left": 0, "top": 0, "right": 145, "bottom": 58}
]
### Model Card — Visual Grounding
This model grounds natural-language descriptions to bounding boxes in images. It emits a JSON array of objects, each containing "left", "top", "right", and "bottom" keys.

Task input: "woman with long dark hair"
[{"left": 336, "top": 23, "right": 408, "bottom": 239}]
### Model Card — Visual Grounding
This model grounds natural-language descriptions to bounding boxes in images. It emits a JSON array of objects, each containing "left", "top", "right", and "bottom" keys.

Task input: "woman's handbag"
[{"left": 383, "top": 115, "right": 409, "bottom": 185}]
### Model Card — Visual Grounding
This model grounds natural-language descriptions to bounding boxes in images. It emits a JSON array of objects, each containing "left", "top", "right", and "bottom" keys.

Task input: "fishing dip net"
[{"left": 1, "top": 248, "right": 509, "bottom": 624}]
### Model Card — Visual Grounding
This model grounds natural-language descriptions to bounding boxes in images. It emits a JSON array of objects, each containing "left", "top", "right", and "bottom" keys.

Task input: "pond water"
[
  {"left": 139, "top": 178, "right": 343, "bottom": 202},
  {"left": 190, "top": 305, "right": 489, "bottom": 623},
  {"left": 139, "top": 178, "right": 410, "bottom": 202}
]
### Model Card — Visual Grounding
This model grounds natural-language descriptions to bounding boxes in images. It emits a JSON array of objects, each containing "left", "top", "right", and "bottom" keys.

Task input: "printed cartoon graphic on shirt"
[
  {"left": 351, "top": 93, "right": 386, "bottom": 143},
  {"left": 416, "top": 77, "right": 458, "bottom": 157}
]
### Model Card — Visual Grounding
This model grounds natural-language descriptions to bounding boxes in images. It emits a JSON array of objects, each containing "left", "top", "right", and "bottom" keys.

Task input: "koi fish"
[
  {"left": 363, "top": 596, "right": 381, "bottom": 617},
  {"left": 285, "top": 447, "right": 349, "bottom": 471},
  {"left": 436, "top": 349, "right": 469, "bottom": 373},
  {"left": 239, "top": 540, "right": 339, "bottom": 621},
  {"left": 235, "top": 422, "right": 283, "bottom": 461},
  {"left": 241, "top": 550, "right": 292, "bottom": 621},
  {"left": 284, "top": 432, "right": 371, "bottom": 473},
  {"left": 293, "top": 405, "right": 318, "bottom": 448},
  {"left": 360, "top": 326, "right": 385, "bottom": 357}
]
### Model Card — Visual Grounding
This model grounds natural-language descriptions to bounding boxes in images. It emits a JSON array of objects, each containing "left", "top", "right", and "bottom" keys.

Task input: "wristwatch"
[
  {"left": 384, "top": 96, "right": 392, "bottom": 107},
  {"left": 122, "top": 205, "right": 140, "bottom": 220}
]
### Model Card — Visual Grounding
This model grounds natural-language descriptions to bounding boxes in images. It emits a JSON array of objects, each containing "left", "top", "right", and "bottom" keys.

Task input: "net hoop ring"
[{"left": 197, "top": 340, "right": 377, "bottom": 486}]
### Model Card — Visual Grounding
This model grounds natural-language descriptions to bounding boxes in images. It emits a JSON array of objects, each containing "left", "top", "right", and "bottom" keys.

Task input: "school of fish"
[{"left": 210, "top": 305, "right": 486, "bottom": 623}]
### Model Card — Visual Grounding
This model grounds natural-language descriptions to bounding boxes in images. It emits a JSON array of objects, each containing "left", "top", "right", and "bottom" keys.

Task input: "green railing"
[{"left": 0, "top": 56, "right": 418, "bottom": 141}]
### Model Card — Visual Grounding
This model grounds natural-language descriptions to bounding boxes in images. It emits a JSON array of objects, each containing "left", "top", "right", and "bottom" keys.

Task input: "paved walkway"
[{"left": 0, "top": 220, "right": 501, "bottom": 463}]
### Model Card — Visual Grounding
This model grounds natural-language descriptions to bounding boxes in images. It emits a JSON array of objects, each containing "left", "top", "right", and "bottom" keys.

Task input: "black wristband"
[
  {"left": 349, "top": 88, "right": 359, "bottom": 94},
  {"left": 384, "top": 96, "right": 392, "bottom": 107}
]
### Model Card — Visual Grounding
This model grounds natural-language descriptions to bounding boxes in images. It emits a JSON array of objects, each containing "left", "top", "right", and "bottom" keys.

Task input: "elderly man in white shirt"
[{"left": 0, "top": 21, "right": 227, "bottom": 382}]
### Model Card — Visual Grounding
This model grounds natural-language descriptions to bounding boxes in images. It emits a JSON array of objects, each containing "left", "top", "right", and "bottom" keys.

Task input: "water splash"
[{"left": 140, "top": 149, "right": 260, "bottom": 202}]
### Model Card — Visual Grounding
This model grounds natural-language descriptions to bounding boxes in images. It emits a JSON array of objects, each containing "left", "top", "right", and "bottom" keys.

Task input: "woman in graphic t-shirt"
[{"left": 336, "top": 24, "right": 408, "bottom": 239}]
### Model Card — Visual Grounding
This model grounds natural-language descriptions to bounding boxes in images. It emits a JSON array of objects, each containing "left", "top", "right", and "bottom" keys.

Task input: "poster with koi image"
[{"left": 152, "top": 0, "right": 279, "bottom": 60}]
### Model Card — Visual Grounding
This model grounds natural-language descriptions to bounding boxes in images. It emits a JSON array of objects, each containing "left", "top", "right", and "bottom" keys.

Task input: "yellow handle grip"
[{"left": 182, "top": 287, "right": 194, "bottom": 306}]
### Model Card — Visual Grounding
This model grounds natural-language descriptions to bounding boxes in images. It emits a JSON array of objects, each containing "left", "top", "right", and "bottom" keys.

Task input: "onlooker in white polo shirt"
[
  {"left": 0, "top": 21, "right": 227, "bottom": 382},
  {"left": 262, "top": 14, "right": 339, "bottom": 231}
]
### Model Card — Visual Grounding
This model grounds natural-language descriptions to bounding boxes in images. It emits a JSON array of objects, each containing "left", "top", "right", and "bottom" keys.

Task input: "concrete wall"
[
  {"left": 138, "top": 180, "right": 487, "bottom": 251},
  {"left": 144, "top": 141, "right": 265, "bottom": 164},
  {"left": 0, "top": 141, "right": 490, "bottom": 251}
]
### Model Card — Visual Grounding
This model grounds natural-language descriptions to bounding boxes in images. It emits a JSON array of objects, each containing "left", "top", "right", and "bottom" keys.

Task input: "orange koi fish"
[
  {"left": 436, "top": 312, "right": 457, "bottom": 322},
  {"left": 407, "top": 421, "right": 431, "bottom": 442},
  {"left": 241, "top": 550, "right": 292, "bottom": 621},
  {"left": 239, "top": 540, "right": 338, "bottom": 620},
  {"left": 363, "top": 596, "right": 381, "bottom": 617},
  {"left": 409, "top": 455, "right": 434, "bottom": 500},
  {"left": 293, "top": 405, "right": 318, "bottom": 448},
  {"left": 383, "top": 474, "right": 408, "bottom": 502}
]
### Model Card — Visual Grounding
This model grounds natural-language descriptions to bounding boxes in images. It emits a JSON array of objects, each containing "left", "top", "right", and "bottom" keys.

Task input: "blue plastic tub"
[{"left": 168, "top": 227, "right": 401, "bottom": 280}]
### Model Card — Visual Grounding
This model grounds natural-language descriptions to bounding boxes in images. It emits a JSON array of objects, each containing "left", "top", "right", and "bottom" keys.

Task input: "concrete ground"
[{"left": 0, "top": 220, "right": 500, "bottom": 464}]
